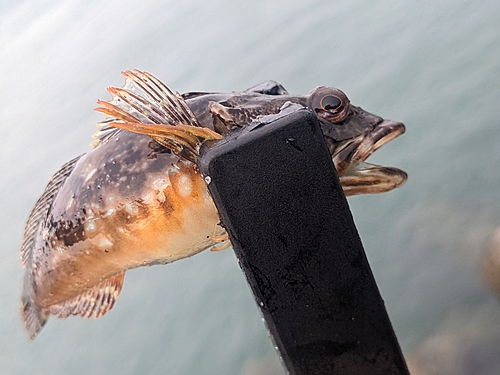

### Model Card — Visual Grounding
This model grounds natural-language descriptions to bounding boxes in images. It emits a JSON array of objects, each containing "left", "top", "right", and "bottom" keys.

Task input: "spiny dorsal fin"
[
  {"left": 48, "top": 272, "right": 125, "bottom": 319},
  {"left": 244, "top": 80, "right": 289, "bottom": 95},
  {"left": 20, "top": 155, "right": 82, "bottom": 267},
  {"left": 93, "top": 69, "right": 201, "bottom": 145}
]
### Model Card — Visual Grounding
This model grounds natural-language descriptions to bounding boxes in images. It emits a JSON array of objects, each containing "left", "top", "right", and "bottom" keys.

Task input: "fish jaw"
[
  {"left": 331, "top": 118, "right": 407, "bottom": 196},
  {"left": 340, "top": 161, "right": 408, "bottom": 196}
]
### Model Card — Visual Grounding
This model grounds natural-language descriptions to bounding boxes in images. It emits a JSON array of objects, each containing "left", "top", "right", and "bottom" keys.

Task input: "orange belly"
[
  {"left": 21, "top": 131, "right": 224, "bottom": 338},
  {"left": 36, "top": 160, "right": 222, "bottom": 308}
]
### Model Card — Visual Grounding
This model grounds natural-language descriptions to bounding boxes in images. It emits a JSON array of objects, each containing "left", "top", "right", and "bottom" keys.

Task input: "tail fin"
[{"left": 21, "top": 294, "right": 48, "bottom": 340}]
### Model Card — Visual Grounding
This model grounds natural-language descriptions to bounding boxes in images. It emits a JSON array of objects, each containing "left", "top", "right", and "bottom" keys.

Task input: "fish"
[{"left": 20, "top": 69, "right": 407, "bottom": 339}]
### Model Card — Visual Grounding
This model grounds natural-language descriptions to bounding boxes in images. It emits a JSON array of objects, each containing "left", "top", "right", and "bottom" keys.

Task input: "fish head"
[{"left": 307, "top": 86, "right": 407, "bottom": 196}]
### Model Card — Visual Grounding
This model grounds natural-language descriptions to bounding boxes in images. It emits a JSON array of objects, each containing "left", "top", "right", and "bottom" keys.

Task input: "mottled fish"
[{"left": 20, "top": 70, "right": 407, "bottom": 339}]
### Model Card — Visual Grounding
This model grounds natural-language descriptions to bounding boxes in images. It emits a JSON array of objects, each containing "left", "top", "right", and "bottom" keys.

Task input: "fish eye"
[
  {"left": 307, "top": 87, "right": 350, "bottom": 124},
  {"left": 321, "top": 95, "right": 342, "bottom": 111}
]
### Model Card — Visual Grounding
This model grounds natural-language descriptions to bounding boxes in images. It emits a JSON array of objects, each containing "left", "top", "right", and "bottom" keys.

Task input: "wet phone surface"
[{"left": 197, "top": 108, "right": 409, "bottom": 375}]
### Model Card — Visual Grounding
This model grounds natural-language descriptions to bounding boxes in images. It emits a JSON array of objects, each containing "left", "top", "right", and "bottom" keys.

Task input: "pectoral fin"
[{"left": 48, "top": 272, "right": 125, "bottom": 319}]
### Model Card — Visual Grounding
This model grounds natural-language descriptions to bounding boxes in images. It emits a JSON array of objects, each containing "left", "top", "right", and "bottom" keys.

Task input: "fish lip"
[
  {"left": 339, "top": 161, "right": 408, "bottom": 196},
  {"left": 357, "top": 119, "right": 405, "bottom": 161},
  {"left": 332, "top": 119, "right": 407, "bottom": 195},
  {"left": 333, "top": 119, "right": 405, "bottom": 175}
]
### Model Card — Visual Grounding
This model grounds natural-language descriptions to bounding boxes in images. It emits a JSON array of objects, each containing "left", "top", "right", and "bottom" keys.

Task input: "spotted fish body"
[
  {"left": 21, "top": 70, "right": 407, "bottom": 339},
  {"left": 21, "top": 130, "right": 223, "bottom": 336}
]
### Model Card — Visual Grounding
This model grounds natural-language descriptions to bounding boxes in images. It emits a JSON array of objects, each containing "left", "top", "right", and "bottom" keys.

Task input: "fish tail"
[{"left": 21, "top": 293, "right": 48, "bottom": 340}]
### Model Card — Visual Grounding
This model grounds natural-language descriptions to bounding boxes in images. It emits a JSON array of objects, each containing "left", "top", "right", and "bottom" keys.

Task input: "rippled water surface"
[{"left": 1, "top": 1, "right": 500, "bottom": 374}]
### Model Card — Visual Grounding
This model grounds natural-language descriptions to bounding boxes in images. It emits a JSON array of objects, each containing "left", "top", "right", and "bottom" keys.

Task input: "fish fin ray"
[
  {"left": 21, "top": 294, "right": 48, "bottom": 340},
  {"left": 48, "top": 272, "right": 125, "bottom": 319},
  {"left": 94, "top": 69, "right": 200, "bottom": 130},
  {"left": 94, "top": 70, "right": 222, "bottom": 160},
  {"left": 127, "top": 70, "right": 201, "bottom": 127},
  {"left": 20, "top": 155, "right": 83, "bottom": 267},
  {"left": 245, "top": 80, "right": 289, "bottom": 95}
]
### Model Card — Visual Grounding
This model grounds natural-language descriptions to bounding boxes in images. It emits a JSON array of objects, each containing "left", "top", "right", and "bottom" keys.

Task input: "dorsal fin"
[
  {"left": 93, "top": 69, "right": 201, "bottom": 145},
  {"left": 48, "top": 272, "right": 125, "bottom": 319},
  {"left": 20, "top": 155, "right": 82, "bottom": 267},
  {"left": 245, "top": 80, "right": 289, "bottom": 95},
  {"left": 93, "top": 70, "right": 222, "bottom": 162}
]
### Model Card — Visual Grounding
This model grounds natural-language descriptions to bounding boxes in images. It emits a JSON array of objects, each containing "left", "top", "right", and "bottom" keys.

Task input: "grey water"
[{"left": 1, "top": 0, "right": 499, "bottom": 374}]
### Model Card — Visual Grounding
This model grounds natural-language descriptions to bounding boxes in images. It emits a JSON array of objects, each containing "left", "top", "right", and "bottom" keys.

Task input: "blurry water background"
[{"left": 1, "top": 0, "right": 500, "bottom": 374}]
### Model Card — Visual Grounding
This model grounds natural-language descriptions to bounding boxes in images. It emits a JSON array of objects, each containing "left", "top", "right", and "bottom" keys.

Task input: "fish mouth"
[{"left": 332, "top": 119, "right": 407, "bottom": 196}]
